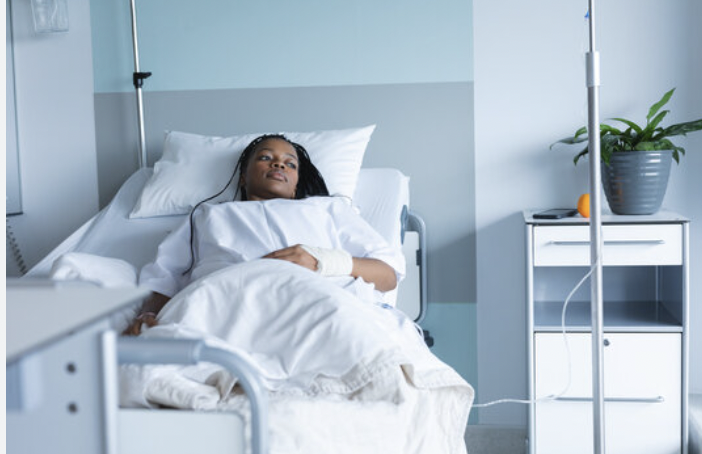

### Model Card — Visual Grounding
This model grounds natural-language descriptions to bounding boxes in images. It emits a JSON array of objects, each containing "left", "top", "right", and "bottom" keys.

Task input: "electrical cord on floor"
[
  {"left": 6, "top": 217, "right": 28, "bottom": 275},
  {"left": 472, "top": 257, "right": 599, "bottom": 408}
]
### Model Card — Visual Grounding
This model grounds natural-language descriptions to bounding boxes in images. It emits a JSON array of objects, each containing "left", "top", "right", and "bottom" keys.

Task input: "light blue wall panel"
[
  {"left": 90, "top": 0, "right": 473, "bottom": 93},
  {"left": 421, "top": 301, "right": 477, "bottom": 423}
]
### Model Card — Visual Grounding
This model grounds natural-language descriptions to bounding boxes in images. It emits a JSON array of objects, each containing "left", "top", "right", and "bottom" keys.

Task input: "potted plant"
[{"left": 552, "top": 88, "right": 702, "bottom": 214}]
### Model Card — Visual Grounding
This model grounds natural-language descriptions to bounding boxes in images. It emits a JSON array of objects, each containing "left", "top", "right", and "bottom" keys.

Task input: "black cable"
[{"left": 6, "top": 217, "right": 28, "bottom": 275}]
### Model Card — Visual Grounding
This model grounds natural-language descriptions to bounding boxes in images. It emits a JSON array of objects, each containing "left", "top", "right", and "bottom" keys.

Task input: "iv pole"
[
  {"left": 129, "top": 0, "right": 151, "bottom": 169},
  {"left": 585, "top": 0, "right": 606, "bottom": 452}
]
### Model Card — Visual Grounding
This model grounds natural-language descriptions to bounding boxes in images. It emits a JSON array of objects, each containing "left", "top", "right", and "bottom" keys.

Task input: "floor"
[
  {"left": 465, "top": 394, "right": 702, "bottom": 454},
  {"left": 464, "top": 425, "right": 526, "bottom": 454}
]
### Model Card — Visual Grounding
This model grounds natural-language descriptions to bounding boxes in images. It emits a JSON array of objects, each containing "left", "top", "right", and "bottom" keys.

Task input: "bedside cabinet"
[{"left": 524, "top": 211, "right": 689, "bottom": 454}]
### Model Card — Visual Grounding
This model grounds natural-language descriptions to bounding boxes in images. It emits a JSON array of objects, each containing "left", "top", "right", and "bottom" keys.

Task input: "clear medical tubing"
[{"left": 118, "top": 338, "right": 269, "bottom": 454}]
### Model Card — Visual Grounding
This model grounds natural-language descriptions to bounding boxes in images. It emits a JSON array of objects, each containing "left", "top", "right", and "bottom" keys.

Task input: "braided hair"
[{"left": 182, "top": 134, "right": 329, "bottom": 274}]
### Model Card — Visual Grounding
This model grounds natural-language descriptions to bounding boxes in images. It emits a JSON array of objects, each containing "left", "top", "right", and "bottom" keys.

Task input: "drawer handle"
[
  {"left": 554, "top": 396, "right": 665, "bottom": 404},
  {"left": 550, "top": 239, "right": 665, "bottom": 246}
]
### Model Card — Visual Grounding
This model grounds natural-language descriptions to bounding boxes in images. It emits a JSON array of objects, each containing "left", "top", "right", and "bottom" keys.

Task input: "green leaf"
[
  {"left": 573, "top": 147, "right": 588, "bottom": 165},
  {"left": 573, "top": 126, "right": 588, "bottom": 139},
  {"left": 600, "top": 124, "right": 624, "bottom": 136},
  {"left": 655, "top": 138, "right": 676, "bottom": 150},
  {"left": 635, "top": 142, "right": 658, "bottom": 151},
  {"left": 647, "top": 88, "right": 675, "bottom": 122},
  {"left": 674, "top": 146, "right": 685, "bottom": 162},
  {"left": 551, "top": 136, "right": 588, "bottom": 149},
  {"left": 659, "top": 118, "right": 702, "bottom": 138},
  {"left": 672, "top": 145, "right": 685, "bottom": 164},
  {"left": 601, "top": 134, "right": 622, "bottom": 149},
  {"left": 641, "top": 110, "right": 669, "bottom": 141},
  {"left": 610, "top": 118, "right": 643, "bottom": 135}
]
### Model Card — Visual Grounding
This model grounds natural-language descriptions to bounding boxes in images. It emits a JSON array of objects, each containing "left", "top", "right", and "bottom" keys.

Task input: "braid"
[{"left": 182, "top": 133, "right": 329, "bottom": 275}]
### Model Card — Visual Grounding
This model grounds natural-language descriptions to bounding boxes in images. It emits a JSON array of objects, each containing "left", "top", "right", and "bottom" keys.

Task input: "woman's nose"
[{"left": 272, "top": 160, "right": 284, "bottom": 169}]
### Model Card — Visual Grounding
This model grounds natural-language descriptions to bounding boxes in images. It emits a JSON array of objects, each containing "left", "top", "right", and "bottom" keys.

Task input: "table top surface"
[
  {"left": 524, "top": 209, "right": 688, "bottom": 225},
  {"left": 6, "top": 279, "right": 149, "bottom": 362}
]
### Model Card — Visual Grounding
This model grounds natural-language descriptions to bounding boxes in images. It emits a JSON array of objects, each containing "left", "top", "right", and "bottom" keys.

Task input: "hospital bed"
[{"left": 25, "top": 150, "right": 472, "bottom": 454}]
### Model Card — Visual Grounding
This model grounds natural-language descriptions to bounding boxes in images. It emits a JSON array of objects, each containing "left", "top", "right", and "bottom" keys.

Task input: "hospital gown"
[{"left": 139, "top": 196, "right": 405, "bottom": 303}]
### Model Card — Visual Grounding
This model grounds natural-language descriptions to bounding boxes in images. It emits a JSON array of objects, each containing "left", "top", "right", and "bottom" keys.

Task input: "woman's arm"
[
  {"left": 351, "top": 257, "right": 397, "bottom": 292},
  {"left": 122, "top": 292, "right": 171, "bottom": 336},
  {"left": 264, "top": 245, "right": 397, "bottom": 292}
]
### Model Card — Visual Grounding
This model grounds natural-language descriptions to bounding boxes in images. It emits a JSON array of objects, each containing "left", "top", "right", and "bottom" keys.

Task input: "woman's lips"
[{"left": 266, "top": 170, "right": 286, "bottom": 182}]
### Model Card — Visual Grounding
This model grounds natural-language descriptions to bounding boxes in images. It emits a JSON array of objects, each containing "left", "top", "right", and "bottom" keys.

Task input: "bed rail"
[
  {"left": 402, "top": 208, "right": 433, "bottom": 346},
  {"left": 118, "top": 338, "right": 268, "bottom": 454},
  {"left": 401, "top": 207, "right": 428, "bottom": 324}
]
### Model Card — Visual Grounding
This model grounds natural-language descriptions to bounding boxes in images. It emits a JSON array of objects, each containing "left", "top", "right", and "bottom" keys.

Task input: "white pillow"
[{"left": 130, "top": 125, "right": 376, "bottom": 218}]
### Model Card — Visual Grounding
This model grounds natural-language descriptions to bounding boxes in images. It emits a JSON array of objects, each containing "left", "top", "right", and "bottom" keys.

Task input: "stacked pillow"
[{"left": 130, "top": 125, "right": 376, "bottom": 218}]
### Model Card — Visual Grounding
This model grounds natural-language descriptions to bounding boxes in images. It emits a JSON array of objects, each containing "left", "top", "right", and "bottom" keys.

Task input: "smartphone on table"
[{"left": 533, "top": 208, "right": 578, "bottom": 219}]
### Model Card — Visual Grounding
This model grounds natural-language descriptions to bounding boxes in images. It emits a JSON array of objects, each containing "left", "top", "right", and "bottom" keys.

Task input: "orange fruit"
[{"left": 577, "top": 193, "right": 590, "bottom": 218}]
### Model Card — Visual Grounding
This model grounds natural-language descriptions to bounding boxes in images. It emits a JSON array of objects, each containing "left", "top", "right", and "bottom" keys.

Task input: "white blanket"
[{"left": 120, "top": 259, "right": 473, "bottom": 452}]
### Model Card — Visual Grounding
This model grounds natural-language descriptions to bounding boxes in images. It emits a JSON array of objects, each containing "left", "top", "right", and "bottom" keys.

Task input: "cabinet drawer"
[
  {"left": 533, "top": 224, "right": 682, "bottom": 266},
  {"left": 534, "top": 332, "right": 681, "bottom": 454}
]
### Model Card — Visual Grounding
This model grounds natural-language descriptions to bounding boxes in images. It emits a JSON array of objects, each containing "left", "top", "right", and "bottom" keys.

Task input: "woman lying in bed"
[
  {"left": 124, "top": 134, "right": 405, "bottom": 335},
  {"left": 119, "top": 134, "right": 471, "bottom": 453}
]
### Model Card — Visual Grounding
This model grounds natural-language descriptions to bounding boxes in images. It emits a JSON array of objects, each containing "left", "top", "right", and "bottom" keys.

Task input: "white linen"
[
  {"left": 140, "top": 196, "right": 405, "bottom": 302},
  {"left": 120, "top": 259, "right": 472, "bottom": 453},
  {"left": 49, "top": 252, "right": 138, "bottom": 288},
  {"left": 232, "top": 377, "right": 471, "bottom": 454},
  {"left": 353, "top": 168, "right": 410, "bottom": 251}
]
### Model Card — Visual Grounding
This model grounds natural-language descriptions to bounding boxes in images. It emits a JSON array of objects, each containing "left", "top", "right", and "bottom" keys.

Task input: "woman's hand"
[
  {"left": 121, "top": 292, "right": 171, "bottom": 336},
  {"left": 122, "top": 312, "right": 158, "bottom": 336},
  {"left": 264, "top": 244, "right": 319, "bottom": 272}
]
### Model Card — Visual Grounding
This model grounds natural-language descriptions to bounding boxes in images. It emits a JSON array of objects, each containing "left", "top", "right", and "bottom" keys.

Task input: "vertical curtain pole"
[
  {"left": 129, "top": 0, "right": 150, "bottom": 169},
  {"left": 586, "top": 0, "right": 606, "bottom": 452}
]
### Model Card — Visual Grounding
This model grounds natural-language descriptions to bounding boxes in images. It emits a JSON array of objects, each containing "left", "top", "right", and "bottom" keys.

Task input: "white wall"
[
  {"left": 6, "top": 0, "right": 99, "bottom": 276},
  {"left": 474, "top": 0, "right": 702, "bottom": 425}
]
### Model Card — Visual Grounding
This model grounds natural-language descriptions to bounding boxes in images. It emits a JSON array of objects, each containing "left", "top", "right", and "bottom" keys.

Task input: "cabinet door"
[{"left": 534, "top": 332, "right": 681, "bottom": 454}]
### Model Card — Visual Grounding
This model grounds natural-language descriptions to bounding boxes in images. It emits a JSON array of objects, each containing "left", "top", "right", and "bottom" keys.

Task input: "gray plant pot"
[{"left": 601, "top": 150, "right": 673, "bottom": 215}]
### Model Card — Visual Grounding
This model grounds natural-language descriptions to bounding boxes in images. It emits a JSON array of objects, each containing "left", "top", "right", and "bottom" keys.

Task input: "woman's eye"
[
  {"left": 259, "top": 155, "right": 271, "bottom": 161},
  {"left": 287, "top": 162, "right": 297, "bottom": 169}
]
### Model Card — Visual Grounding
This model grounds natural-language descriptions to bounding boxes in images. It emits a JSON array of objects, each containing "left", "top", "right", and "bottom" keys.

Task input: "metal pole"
[
  {"left": 586, "top": 1, "right": 605, "bottom": 453},
  {"left": 129, "top": 0, "right": 148, "bottom": 169}
]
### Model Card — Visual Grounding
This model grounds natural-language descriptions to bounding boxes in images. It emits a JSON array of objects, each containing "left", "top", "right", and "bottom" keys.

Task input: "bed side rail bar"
[
  {"left": 118, "top": 338, "right": 268, "bottom": 454},
  {"left": 401, "top": 207, "right": 428, "bottom": 325}
]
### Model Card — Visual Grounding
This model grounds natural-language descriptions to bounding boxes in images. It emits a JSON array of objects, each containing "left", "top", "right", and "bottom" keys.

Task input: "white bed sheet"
[{"left": 28, "top": 169, "right": 184, "bottom": 276}]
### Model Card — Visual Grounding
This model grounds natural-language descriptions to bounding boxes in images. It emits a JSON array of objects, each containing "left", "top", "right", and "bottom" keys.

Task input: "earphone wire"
[{"left": 181, "top": 166, "right": 240, "bottom": 276}]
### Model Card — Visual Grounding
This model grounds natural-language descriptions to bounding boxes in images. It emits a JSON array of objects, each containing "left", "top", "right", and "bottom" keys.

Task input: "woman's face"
[{"left": 241, "top": 138, "right": 300, "bottom": 201}]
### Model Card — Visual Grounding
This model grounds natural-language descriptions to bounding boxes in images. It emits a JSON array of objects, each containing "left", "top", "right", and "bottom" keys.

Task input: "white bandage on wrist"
[{"left": 301, "top": 245, "right": 353, "bottom": 277}]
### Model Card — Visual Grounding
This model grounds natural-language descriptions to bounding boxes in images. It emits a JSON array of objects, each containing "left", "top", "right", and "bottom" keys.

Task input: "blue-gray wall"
[
  {"left": 90, "top": 0, "right": 473, "bottom": 92},
  {"left": 6, "top": 0, "right": 99, "bottom": 277}
]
